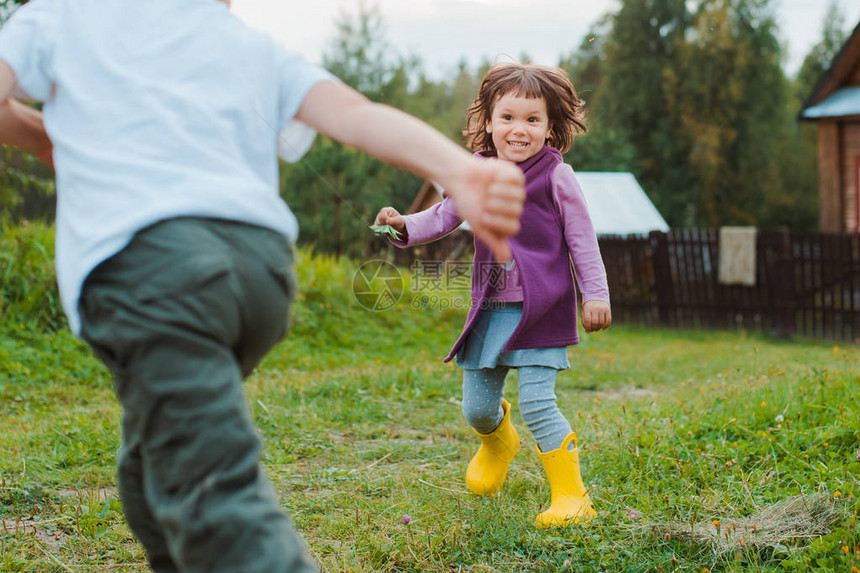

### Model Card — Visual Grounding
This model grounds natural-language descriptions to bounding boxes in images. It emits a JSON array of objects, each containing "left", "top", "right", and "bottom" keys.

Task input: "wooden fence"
[{"left": 599, "top": 230, "right": 860, "bottom": 342}]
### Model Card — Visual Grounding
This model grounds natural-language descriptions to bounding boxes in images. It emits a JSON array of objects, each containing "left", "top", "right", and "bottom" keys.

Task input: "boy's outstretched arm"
[
  {"left": 0, "top": 60, "right": 53, "bottom": 167},
  {"left": 295, "top": 80, "right": 524, "bottom": 261}
]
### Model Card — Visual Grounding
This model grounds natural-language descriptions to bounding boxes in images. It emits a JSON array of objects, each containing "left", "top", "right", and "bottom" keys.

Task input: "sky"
[{"left": 231, "top": 0, "right": 860, "bottom": 80}]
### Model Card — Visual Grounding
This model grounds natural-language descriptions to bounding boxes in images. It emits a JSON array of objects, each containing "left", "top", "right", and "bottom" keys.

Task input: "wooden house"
[
  {"left": 407, "top": 180, "right": 448, "bottom": 215},
  {"left": 801, "top": 20, "right": 860, "bottom": 233}
]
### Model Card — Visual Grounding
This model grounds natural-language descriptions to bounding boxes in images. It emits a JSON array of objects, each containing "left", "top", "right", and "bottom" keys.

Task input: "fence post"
[
  {"left": 650, "top": 230, "right": 673, "bottom": 327},
  {"left": 772, "top": 229, "right": 797, "bottom": 338}
]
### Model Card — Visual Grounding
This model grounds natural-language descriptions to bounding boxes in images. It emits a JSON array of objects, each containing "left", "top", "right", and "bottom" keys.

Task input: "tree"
[
  {"left": 281, "top": 3, "right": 425, "bottom": 257},
  {"left": 559, "top": 16, "right": 638, "bottom": 173},
  {"left": 323, "top": 3, "right": 409, "bottom": 106},
  {"left": 590, "top": 0, "right": 815, "bottom": 229},
  {"left": 664, "top": 0, "right": 784, "bottom": 225},
  {"left": 598, "top": 0, "right": 697, "bottom": 225},
  {"left": 794, "top": 1, "right": 847, "bottom": 105}
]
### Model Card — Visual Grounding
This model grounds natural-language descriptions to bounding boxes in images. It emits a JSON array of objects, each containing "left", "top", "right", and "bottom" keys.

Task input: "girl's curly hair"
[{"left": 464, "top": 63, "right": 586, "bottom": 153}]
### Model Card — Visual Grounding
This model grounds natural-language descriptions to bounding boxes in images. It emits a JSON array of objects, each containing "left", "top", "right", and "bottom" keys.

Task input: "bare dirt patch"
[
  {"left": 594, "top": 386, "right": 660, "bottom": 400},
  {"left": 56, "top": 487, "right": 116, "bottom": 502},
  {"left": 2, "top": 516, "right": 68, "bottom": 551}
]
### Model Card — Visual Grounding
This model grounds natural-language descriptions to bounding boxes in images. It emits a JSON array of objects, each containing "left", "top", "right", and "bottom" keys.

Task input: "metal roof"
[
  {"left": 576, "top": 172, "right": 669, "bottom": 235},
  {"left": 801, "top": 86, "right": 860, "bottom": 120}
]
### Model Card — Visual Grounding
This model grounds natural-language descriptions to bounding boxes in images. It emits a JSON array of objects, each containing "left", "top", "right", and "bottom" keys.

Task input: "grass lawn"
[{"left": 1, "top": 249, "right": 858, "bottom": 572}]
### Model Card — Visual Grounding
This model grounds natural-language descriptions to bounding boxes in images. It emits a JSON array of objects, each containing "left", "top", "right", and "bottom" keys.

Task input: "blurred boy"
[{"left": 0, "top": 0, "right": 524, "bottom": 571}]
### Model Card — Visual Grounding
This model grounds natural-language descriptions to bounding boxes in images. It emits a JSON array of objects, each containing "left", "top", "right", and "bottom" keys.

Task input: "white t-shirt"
[{"left": 0, "top": 0, "right": 334, "bottom": 334}]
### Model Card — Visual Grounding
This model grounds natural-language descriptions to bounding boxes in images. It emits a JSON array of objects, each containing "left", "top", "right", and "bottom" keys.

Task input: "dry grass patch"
[{"left": 637, "top": 493, "right": 843, "bottom": 557}]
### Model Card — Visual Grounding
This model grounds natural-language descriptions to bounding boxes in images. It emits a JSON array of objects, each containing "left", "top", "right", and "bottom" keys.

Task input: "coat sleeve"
[
  {"left": 551, "top": 163, "right": 610, "bottom": 305},
  {"left": 389, "top": 193, "right": 465, "bottom": 248}
]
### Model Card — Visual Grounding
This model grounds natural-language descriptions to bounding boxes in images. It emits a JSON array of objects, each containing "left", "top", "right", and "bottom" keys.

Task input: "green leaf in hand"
[{"left": 369, "top": 224, "right": 403, "bottom": 240}]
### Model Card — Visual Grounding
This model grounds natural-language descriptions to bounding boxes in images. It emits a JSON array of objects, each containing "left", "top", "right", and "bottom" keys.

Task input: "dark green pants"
[{"left": 79, "top": 218, "right": 316, "bottom": 573}]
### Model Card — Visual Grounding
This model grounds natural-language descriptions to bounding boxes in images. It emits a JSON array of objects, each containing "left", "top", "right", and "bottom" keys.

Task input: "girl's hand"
[
  {"left": 582, "top": 300, "right": 611, "bottom": 333},
  {"left": 374, "top": 207, "right": 407, "bottom": 236}
]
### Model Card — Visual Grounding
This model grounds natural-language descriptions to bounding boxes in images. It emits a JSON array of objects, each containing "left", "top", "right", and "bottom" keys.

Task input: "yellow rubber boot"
[
  {"left": 465, "top": 400, "right": 520, "bottom": 495},
  {"left": 534, "top": 432, "right": 596, "bottom": 527}
]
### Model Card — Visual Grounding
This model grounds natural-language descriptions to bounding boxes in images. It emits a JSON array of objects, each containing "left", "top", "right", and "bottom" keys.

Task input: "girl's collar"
[{"left": 476, "top": 145, "right": 560, "bottom": 171}]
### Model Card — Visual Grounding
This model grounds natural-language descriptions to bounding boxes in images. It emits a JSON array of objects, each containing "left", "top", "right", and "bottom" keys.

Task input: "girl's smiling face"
[{"left": 486, "top": 92, "right": 550, "bottom": 163}]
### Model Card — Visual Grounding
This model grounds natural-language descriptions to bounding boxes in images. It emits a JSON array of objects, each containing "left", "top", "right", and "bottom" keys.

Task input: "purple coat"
[{"left": 396, "top": 146, "right": 609, "bottom": 362}]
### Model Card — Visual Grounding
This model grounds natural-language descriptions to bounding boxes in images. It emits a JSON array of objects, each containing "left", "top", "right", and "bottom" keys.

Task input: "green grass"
[{"left": 1, "top": 244, "right": 858, "bottom": 572}]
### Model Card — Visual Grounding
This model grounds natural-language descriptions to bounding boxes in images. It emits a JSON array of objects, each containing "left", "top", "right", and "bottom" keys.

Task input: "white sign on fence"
[{"left": 718, "top": 226, "right": 757, "bottom": 286}]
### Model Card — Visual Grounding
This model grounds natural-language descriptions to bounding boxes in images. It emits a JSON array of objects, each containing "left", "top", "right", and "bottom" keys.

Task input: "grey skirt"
[{"left": 455, "top": 302, "right": 570, "bottom": 370}]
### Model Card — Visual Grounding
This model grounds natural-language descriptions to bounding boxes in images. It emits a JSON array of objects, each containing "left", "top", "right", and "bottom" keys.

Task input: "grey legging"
[{"left": 461, "top": 366, "right": 573, "bottom": 453}]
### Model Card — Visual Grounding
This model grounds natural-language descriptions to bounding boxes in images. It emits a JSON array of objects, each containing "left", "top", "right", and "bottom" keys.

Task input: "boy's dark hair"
[{"left": 464, "top": 63, "right": 586, "bottom": 154}]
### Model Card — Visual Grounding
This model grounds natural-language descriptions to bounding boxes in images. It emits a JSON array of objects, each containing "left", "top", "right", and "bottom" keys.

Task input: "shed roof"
[
  {"left": 576, "top": 172, "right": 669, "bottom": 235},
  {"left": 801, "top": 86, "right": 860, "bottom": 119}
]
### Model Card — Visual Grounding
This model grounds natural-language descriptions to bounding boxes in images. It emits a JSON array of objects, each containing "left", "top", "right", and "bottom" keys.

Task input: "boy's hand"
[
  {"left": 581, "top": 300, "right": 611, "bottom": 333},
  {"left": 374, "top": 207, "right": 406, "bottom": 237},
  {"left": 445, "top": 159, "right": 524, "bottom": 262}
]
